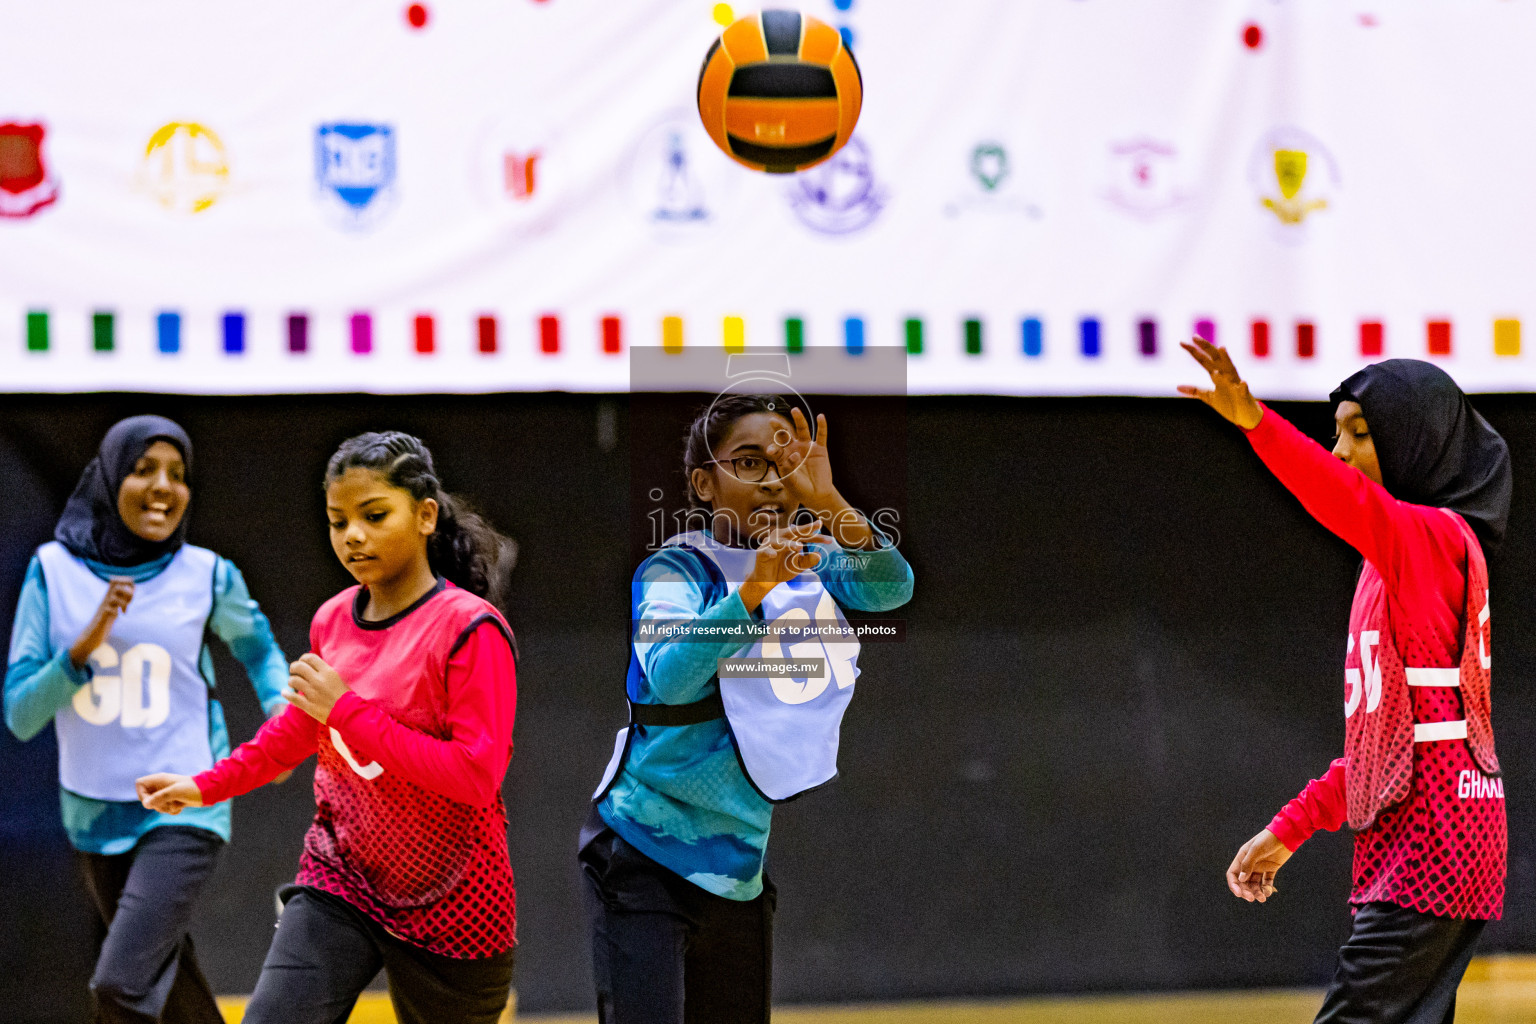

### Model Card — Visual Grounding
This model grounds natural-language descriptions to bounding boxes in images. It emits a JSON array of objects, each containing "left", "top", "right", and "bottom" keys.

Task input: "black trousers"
[
  {"left": 579, "top": 815, "right": 776, "bottom": 1024},
  {"left": 242, "top": 885, "right": 514, "bottom": 1024},
  {"left": 76, "top": 825, "right": 226, "bottom": 1024},
  {"left": 1315, "top": 902, "right": 1486, "bottom": 1024}
]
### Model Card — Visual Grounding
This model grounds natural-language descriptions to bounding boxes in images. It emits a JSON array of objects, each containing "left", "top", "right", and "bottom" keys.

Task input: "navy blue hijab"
[
  {"left": 1331, "top": 360, "right": 1511, "bottom": 552},
  {"left": 55, "top": 416, "right": 194, "bottom": 567}
]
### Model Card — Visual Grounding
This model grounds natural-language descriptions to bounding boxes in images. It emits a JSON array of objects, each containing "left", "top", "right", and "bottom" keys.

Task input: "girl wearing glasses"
[
  {"left": 581, "top": 394, "right": 913, "bottom": 1024},
  {"left": 1182, "top": 341, "right": 1509, "bottom": 1024}
]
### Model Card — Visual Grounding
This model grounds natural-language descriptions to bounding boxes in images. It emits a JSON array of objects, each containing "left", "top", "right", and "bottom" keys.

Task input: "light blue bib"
[
  {"left": 40, "top": 541, "right": 218, "bottom": 801},
  {"left": 673, "top": 531, "right": 860, "bottom": 801}
]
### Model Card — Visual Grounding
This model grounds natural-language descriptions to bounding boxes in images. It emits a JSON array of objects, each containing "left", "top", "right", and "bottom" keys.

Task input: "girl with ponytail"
[{"left": 136, "top": 432, "right": 520, "bottom": 1024}]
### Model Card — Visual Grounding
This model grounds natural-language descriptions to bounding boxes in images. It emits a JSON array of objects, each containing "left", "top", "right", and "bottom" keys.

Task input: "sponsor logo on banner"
[
  {"left": 505, "top": 151, "right": 539, "bottom": 201},
  {"left": 786, "top": 136, "right": 887, "bottom": 236},
  {"left": 136, "top": 123, "right": 230, "bottom": 214},
  {"left": 944, "top": 140, "right": 1042, "bottom": 219},
  {"left": 1250, "top": 126, "right": 1338, "bottom": 235},
  {"left": 316, "top": 123, "right": 397, "bottom": 228},
  {"left": 470, "top": 114, "right": 567, "bottom": 224},
  {"left": 622, "top": 110, "right": 740, "bottom": 242},
  {"left": 1103, "top": 138, "right": 1189, "bottom": 218},
  {"left": 0, "top": 122, "right": 60, "bottom": 219}
]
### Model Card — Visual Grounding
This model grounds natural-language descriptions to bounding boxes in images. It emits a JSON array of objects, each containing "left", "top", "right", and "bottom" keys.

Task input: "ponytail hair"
[
  {"left": 324, "top": 431, "right": 517, "bottom": 614},
  {"left": 681, "top": 393, "right": 809, "bottom": 508}
]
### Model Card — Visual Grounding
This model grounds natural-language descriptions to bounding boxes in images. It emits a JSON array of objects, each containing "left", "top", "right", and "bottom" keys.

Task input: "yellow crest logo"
[
  {"left": 1252, "top": 128, "right": 1337, "bottom": 229},
  {"left": 138, "top": 123, "right": 229, "bottom": 213}
]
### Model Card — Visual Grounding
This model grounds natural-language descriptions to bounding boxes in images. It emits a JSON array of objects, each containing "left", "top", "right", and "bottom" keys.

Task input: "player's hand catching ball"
[
  {"left": 739, "top": 521, "right": 826, "bottom": 612},
  {"left": 286, "top": 653, "right": 351, "bottom": 724},
  {"left": 136, "top": 773, "right": 203, "bottom": 814},
  {"left": 765, "top": 407, "right": 876, "bottom": 549},
  {"left": 1179, "top": 338, "right": 1264, "bottom": 430},
  {"left": 1226, "top": 828, "right": 1292, "bottom": 903}
]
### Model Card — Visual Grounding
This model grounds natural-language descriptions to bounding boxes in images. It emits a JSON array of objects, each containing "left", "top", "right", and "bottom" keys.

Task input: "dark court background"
[{"left": 3, "top": 393, "right": 1535, "bottom": 1021}]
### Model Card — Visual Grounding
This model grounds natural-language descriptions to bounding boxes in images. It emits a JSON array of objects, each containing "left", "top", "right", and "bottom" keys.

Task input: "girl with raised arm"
[
  {"left": 4, "top": 416, "right": 289, "bottom": 1024},
  {"left": 137, "top": 432, "right": 519, "bottom": 1024},
  {"left": 1181, "top": 341, "right": 1510, "bottom": 1024}
]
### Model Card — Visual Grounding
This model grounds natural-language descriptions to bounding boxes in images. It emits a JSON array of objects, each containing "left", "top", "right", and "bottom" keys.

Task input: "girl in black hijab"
[
  {"left": 1183, "top": 343, "right": 1511, "bottom": 1024},
  {"left": 5, "top": 415, "right": 291, "bottom": 1024}
]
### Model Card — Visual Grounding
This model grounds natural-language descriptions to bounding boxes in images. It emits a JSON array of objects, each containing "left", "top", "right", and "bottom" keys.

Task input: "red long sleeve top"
[
  {"left": 1247, "top": 406, "right": 1505, "bottom": 919},
  {"left": 196, "top": 581, "right": 519, "bottom": 955}
]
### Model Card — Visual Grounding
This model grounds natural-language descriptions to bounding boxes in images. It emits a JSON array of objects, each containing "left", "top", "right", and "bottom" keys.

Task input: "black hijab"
[
  {"left": 54, "top": 415, "right": 194, "bottom": 567},
  {"left": 1330, "top": 360, "right": 1511, "bottom": 552}
]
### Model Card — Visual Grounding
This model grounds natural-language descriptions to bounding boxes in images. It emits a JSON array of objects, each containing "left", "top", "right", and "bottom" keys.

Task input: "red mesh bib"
[{"left": 295, "top": 585, "right": 517, "bottom": 957}]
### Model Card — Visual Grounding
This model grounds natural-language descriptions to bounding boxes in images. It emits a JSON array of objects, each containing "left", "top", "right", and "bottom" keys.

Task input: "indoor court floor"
[{"left": 216, "top": 954, "right": 1536, "bottom": 1024}]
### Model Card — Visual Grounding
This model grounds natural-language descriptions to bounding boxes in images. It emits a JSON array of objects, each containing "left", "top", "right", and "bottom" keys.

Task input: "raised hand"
[
  {"left": 766, "top": 407, "right": 837, "bottom": 510},
  {"left": 285, "top": 654, "right": 352, "bottom": 725},
  {"left": 69, "top": 578, "right": 135, "bottom": 669},
  {"left": 739, "top": 521, "right": 827, "bottom": 613},
  {"left": 1179, "top": 338, "right": 1264, "bottom": 430},
  {"left": 1225, "top": 828, "right": 1293, "bottom": 903},
  {"left": 136, "top": 773, "right": 203, "bottom": 814}
]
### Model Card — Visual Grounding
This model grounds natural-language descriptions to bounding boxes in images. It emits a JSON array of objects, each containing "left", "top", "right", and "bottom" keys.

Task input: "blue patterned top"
[
  {"left": 4, "top": 550, "right": 289, "bottom": 854},
  {"left": 599, "top": 536, "right": 913, "bottom": 900}
]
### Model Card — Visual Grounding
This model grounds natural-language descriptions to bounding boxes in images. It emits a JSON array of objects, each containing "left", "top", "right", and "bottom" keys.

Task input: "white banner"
[{"left": 1, "top": 0, "right": 1534, "bottom": 396}]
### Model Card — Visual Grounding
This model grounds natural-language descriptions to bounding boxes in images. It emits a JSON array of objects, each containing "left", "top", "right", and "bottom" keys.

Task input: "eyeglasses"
[{"left": 713, "top": 456, "right": 784, "bottom": 483}]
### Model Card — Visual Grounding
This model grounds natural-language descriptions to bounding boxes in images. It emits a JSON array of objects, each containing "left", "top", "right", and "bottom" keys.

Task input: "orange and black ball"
[{"left": 697, "top": 9, "right": 863, "bottom": 174}]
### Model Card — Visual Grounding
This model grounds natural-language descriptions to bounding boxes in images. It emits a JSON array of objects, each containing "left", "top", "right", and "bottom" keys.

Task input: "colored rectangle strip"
[
  {"left": 1251, "top": 319, "right": 1270, "bottom": 358},
  {"left": 1194, "top": 318, "right": 1215, "bottom": 344},
  {"left": 480, "top": 316, "right": 499, "bottom": 354},
  {"left": 844, "top": 317, "right": 864, "bottom": 354},
  {"left": 662, "top": 316, "right": 684, "bottom": 354},
  {"left": 905, "top": 318, "right": 923, "bottom": 355},
  {"left": 1296, "top": 322, "right": 1315, "bottom": 359},
  {"left": 539, "top": 315, "right": 559, "bottom": 354},
  {"left": 1360, "top": 321, "right": 1383, "bottom": 357},
  {"left": 222, "top": 313, "right": 245, "bottom": 354},
  {"left": 1427, "top": 319, "right": 1451, "bottom": 356},
  {"left": 602, "top": 315, "right": 623, "bottom": 354},
  {"left": 25, "top": 311, "right": 47, "bottom": 352},
  {"left": 156, "top": 312, "right": 180, "bottom": 354},
  {"left": 93, "top": 311, "right": 114, "bottom": 352},
  {"left": 1137, "top": 318, "right": 1156, "bottom": 356},
  {"left": 287, "top": 314, "right": 309, "bottom": 354},
  {"left": 1022, "top": 317, "right": 1043, "bottom": 357},
  {"left": 414, "top": 315, "right": 434, "bottom": 354},
  {"left": 1494, "top": 318, "right": 1521, "bottom": 357},
  {"left": 1079, "top": 317, "right": 1100, "bottom": 358},
  {"left": 964, "top": 318, "right": 982, "bottom": 355},
  {"left": 785, "top": 317, "right": 805, "bottom": 354},
  {"left": 723, "top": 316, "right": 745, "bottom": 353},
  {"left": 349, "top": 313, "right": 371, "bottom": 355}
]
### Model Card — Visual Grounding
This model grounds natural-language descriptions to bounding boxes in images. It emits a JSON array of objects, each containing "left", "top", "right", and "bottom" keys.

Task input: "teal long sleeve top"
[
  {"left": 5, "top": 550, "right": 289, "bottom": 854},
  {"left": 599, "top": 537, "right": 914, "bottom": 900}
]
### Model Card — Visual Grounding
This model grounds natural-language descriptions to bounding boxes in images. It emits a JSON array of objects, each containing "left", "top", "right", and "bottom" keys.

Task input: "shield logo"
[
  {"left": 1274, "top": 149, "right": 1307, "bottom": 200},
  {"left": 316, "top": 123, "right": 396, "bottom": 225},
  {"left": 1251, "top": 127, "right": 1338, "bottom": 230},
  {"left": 971, "top": 143, "right": 1009, "bottom": 192},
  {"left": 0, "top": 122, "right": 60, "bottom": 219}
]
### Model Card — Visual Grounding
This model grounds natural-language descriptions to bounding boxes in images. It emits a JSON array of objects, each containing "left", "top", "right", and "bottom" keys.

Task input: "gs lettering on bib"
[
  {"left": 39, "top": 541, "right": 217, "bottom": 801},
  {"left": 677, "top": 531, "right": 860, "bottom": 802}
]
